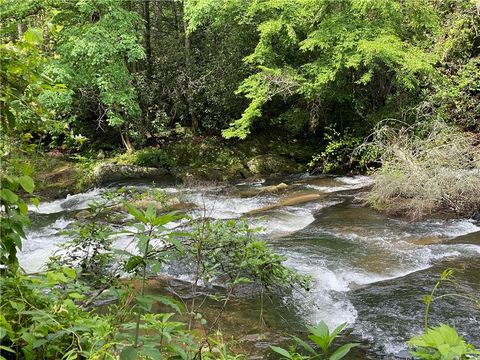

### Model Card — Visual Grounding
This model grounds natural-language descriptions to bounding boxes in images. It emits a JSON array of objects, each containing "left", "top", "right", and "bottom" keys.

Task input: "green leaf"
[
  {"left": 1, "top": 189, "right": 19, "bottom": 203},
  {"left": 120, "top": 346, "right": 137, "bottom": 360},
  {"left": 124, "top": 202, "right": 147, "bottom": 223},
  {"left": 140, "top": 346, "right": 162, "bottom": 359},
  {"left": 63, "top": 267, "right": 77, "bottom": 279},
  {"left": 152, "top": 295, "right": 184, "bottom": 314},
  {"left": 270, "top": 346, "right": 292, "bottom": 359},
  {"left": 18, "top": 201, "right": 28, "bottom": 215},
  {"left": 31, "top": 197, "right": 40, "bottom": 207},
  {"left": 125, "top": 256, "right": 144, "bottom": 272},
  {"left": 18, "top": 176, "right": 34, "bottom": 193},
  {"left": 329, "top": 343, "right": 359, "bottom": 360},
  {"left": 145, "top": 203, "right": 157, "bottom": 222},
  {"left": 293, "top": 336, "right": 316, "bottom": 354},
  {"left": 0, "top": 345, "right": 15, "bottom": 353},
  {"left": 23, "top": 28, "right": 43, "bottom": 44}
]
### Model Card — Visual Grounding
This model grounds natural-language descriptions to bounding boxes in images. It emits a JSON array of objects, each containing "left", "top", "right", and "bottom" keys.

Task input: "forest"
[{"left": 1, "top": 0, "right": 479, "bottom": 359}]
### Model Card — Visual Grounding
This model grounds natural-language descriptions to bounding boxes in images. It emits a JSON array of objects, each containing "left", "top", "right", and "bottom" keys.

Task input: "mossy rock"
[
  {"left": 246, "top": 154, "right": 302, "bottom": 176},
  {"left": 35, "top": 160, "right": 86, "bottom": 199},
  {"left": 129, "top": 196, "right": 196, "bottom": 213},
  {"left": 93, "top": 163, "right": 169, "bottom": 184}
]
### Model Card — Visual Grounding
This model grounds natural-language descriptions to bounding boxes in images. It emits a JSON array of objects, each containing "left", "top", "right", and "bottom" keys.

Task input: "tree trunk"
[
  {"left": 144, "top": 0, "right": 152, "bottom": 78},
  {"left": 120, "top": 129, "right": 134, "bottom": 153},
  {"left": 183, "top": 12, "right": 198, "bottom": 133},
  {"left": 153, "top": 0, "right": 161, "bottom": 46},
  {"left": 17, "top": 22, "right": 23, "bottom": 40}
]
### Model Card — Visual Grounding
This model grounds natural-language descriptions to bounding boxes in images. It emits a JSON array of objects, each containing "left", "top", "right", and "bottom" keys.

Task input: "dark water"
[{"left": 21, "top": 175, "right": 480, "bottom": 358}]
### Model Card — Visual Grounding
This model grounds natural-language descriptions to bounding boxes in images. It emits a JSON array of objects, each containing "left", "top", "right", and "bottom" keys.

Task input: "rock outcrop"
[{"left": 93, "top": 163, "right": 169, "bottom": 184}]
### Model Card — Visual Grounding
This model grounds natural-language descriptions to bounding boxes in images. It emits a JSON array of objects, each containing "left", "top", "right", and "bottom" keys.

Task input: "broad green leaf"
[
  {"left": 270, "top": 346, "right": 292, "bottom": 359},
  {"left": 18, "top": 176, "right": 34, "bottom": 193},
  {"left": 1, "top": 189, "right": 19, "bottom": 203},
  {"left": 329, "top": 343, "right": 359, "bottom": 360},
  {"left": 140, "top": 346, "right": 162, "bottom": 359},
  {"left": 18, "top": 201, "right": 28, "bottom": 215},
  {"left": 24, "top": 28, "right": 43, "bottom": 44},
  {"left": 125, "top": 256, "right": 144, "bottom": 272},
  {"left": 120, "top": 346, "right": 137, "bottom": 360},
  {"left": 293, "top": 336, "right": 316, "bottom": 354},
  {"left": 124, "top": 202, "right": 147, "bottom": 223},
  {"left": 63, "top": 267, "right": 77, "bottom": 279}
]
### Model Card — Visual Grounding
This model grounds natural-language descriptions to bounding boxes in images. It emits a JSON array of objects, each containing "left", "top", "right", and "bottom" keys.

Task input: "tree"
[
  {"left": 47, "top": 0, "right": 145, "bottom": 151},
  {"left": 216, "top": 0, "right": 440, "bottom": 139}
]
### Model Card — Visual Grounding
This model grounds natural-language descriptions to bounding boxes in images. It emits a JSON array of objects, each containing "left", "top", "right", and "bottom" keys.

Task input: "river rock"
[
  {"left": 246, "top": 193, "right": 324, "bottom": 215},
  {"left": 129, "top": 196, "right": 196, "bottom": 213},
  {"left": 74, "top": 209, "right": 91, "bottom": 220},
  {"left": 239, "top": 183, "right": 289, "bottom": 197},
  {"left": 412, "top": 236, "right": 443, "bottom": 245},
  {"left": 35, "top": 160, "right": 84, "bottom": 199},
  {"left": 93, "top": 163, "right": 169, "bottom": 184},
  {"left": 448, "top": 230, "right": 480, "bottom": 245},
  {"left": 246, "top": 154, "right": 300, "bottom": 176}
]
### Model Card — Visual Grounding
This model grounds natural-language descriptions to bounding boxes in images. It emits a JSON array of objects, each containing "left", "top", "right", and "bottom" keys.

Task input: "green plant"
[
  {"left": 0, "top": 168, "right": 36, "bottom": 273},
  {"left": 408, "top": 324, "right": 480, "bottom": 360},
  {"left": 48, "top": 198, "right": 118, "bottom": 286},
  {"left": 119, "top": 202, "right": 188, "bottom": 356},
  {"left": 270, "top": 321, "right": 358, "bottom": 360},
  {"left": 182, "top": 219, "right": 310, "bottom": 334},
  {"left": 408, "top": 269, "right": 480, "bottom": 359},
  {"left": 0, "top": 267, "right": 123, "bottom": 359},
  {"left": 308, "top": 126, "right": 365, "bottom": 173}
]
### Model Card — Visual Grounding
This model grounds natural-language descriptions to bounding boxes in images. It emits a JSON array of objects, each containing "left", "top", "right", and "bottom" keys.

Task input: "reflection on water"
[{"left": 20, "top": 174, "right": 480, "bottom": 358}]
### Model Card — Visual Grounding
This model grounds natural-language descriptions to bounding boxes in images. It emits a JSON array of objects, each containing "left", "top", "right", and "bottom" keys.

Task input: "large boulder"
[
  {"left": 35, "top": 160, "right": 84, "bottom": 199},
  {"left": 93, "top": 163, "right": 169, "bottom": 184},
  {"left": 246, "top": 154, "right": 301, "bottom": 176}
]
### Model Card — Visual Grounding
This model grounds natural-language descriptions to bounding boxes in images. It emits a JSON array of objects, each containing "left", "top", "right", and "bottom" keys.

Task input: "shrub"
[
  {"left": 308, "top": 126, "right": 369, "bottom": 174},
  {"left": 368, "top": 120, "right": 480, "bottom": 219}
]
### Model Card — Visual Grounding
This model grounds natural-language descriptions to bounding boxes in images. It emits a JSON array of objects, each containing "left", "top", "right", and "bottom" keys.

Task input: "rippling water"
[{"left": 20, "top": 174, "right": 480, "bottom": 358}]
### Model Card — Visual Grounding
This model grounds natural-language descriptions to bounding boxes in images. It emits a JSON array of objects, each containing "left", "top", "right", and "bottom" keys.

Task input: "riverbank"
[{"left": 30, "top": 134, "right": 318, "bottom": 200}]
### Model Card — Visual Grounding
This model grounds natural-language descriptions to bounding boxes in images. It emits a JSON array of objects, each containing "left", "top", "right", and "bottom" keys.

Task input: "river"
[{"left": 20, "top": 174, "right": 480, "bottom": 359}]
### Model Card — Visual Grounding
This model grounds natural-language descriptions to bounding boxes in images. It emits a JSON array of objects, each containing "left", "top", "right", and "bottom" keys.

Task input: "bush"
[
  {"left": 368, "top": 120, "right": 480, "bottom": 219},
  {"left": 308, "top": 126, "right": 368, "bottom": 174}
]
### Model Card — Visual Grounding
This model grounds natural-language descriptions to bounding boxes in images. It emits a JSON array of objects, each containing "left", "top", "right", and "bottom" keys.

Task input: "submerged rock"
[
  {"left": 93, "top": 163, "right": 169, "bottom": 184},
  {"left": 129, "top": 196, "right": 196, "bottom": 213},
  {"left": 246, "top": 192, "right": 324, "bottom": 214},
  {"left": 74, "top": 209, "right": 91, "bottom": 220},
  {"left": 412, "top": 236, "right": 443, "bottom": 246}
]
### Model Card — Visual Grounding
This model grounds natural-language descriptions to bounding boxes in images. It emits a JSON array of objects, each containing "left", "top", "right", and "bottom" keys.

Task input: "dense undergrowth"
[{"left": 368, "top": 121, "right": 480, "bottom": 219}]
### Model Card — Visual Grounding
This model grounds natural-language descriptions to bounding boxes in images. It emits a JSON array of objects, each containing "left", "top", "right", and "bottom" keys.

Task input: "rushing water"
[{"left": 20, "top": 174, "right": 480, "bottom": 358}]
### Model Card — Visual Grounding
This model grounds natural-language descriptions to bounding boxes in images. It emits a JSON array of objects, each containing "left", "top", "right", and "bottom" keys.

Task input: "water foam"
[
  {"left": 306, "top": 175, "right": 374, "bottom": 193},
  {"left": 29, "top": 188, "right": 103, "bottom": 214},
  {"left": 19, "top": 217, "right": 73, "bottom": 272}
]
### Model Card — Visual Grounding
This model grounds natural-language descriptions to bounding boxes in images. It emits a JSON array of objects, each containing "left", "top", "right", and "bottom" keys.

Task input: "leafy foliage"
[
  {"left": 408, "top": 324, "right": 480, "bottom": 360},
  {"left": 220, "top": 0, "right": 439, "bottom": 138},
  {"left": 48, "top": 198, "right": 118, "bottom": 285},
  {"left": 270, "top": 321, "right": 358, "bottom": 360}
]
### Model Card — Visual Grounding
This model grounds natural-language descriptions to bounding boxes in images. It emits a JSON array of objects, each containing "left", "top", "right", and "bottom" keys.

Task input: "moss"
[{"left": 34, "top": 158, "right": 92, "bottom": 200}]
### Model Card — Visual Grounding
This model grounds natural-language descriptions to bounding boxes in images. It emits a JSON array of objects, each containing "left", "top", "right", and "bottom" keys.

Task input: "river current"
[{"left": 20, "top": 174, "right": 480, "bottom": 358}]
